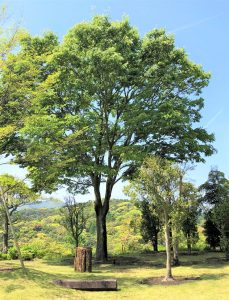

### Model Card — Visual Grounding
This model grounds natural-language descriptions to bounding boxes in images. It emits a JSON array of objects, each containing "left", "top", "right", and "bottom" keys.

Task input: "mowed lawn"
[{"left": 0, "top": 252, "right": 228, "bottom": 300}]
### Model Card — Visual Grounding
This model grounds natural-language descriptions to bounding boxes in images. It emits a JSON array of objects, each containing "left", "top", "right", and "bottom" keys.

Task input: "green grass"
[{"left": 0, "top": 252, "right": 228, "bottom": 300}]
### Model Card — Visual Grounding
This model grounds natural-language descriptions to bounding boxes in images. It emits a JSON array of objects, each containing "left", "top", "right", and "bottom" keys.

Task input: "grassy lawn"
[{"left": 0, "top": 252, "right": 228, "bottom": 300}]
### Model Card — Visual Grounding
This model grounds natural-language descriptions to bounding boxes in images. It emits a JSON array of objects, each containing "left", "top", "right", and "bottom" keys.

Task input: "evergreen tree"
[
  {"left": 200, "top": 168, "right": 229, "bottom": 251},
  {"left": 139, "top": 199, "right": 161, "bottom": 252}
]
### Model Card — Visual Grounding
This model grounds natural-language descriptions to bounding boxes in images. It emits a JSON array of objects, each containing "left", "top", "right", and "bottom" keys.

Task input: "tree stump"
[{"left": 74, "top": 247, "right": 92, "bottom": 272}]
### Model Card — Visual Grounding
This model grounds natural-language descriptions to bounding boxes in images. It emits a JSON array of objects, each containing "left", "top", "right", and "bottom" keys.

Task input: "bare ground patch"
[{"left": 141, "top": 276, "right": 201, "bottom": 286}]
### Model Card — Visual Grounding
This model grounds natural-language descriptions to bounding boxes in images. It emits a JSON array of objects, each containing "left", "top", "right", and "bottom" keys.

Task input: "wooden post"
[{"left": 74, "top": 247, "right": 92, "bottom": 272}]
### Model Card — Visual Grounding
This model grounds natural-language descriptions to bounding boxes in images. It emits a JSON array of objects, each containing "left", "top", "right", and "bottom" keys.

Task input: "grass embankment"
[{"left": 0, "top": 252, "right": 228, "bottom": 300}]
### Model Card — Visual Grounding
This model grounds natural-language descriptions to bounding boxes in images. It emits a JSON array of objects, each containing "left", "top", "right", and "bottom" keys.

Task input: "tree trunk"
[
  {"left": 2, "top": 212, "right": 9, "bottom": 253},
  {"left": 225, "top": 249, "right": 229, "bottom": 261},
  {"left": 152, "top": 233, "right": 158, "bottom": 252},
  {"left": 187, "top": 232, "right": 192, "bottom": 255},
  {"left": 95, "top": 210, "right": 108, "bottom": 262},
  {"left": 93, "top": 176, "right": 113, "bottom": 263},
  {"left": 173, "top": 237, "right": 180, "bottom": 266},
  {"left": 163, "top": 210, "right": 173, "bottom": 281}
]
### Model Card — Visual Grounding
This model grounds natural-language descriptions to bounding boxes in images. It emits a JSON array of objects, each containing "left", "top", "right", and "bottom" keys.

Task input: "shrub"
[
  {"left": 21, "top": 249, "right": 34, "bottom": 261},
  {"left": 7, "top": 247, "right": 18, "bottom": 260},
  {"left": 0, "top": 253, "right": 8, "bottom": 260}
]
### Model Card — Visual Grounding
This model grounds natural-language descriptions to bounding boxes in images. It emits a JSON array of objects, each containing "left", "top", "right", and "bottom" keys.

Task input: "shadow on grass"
[
  {"left": 5, "top": 284, "right": 25, "bottom": 293},
  {"left": 188, "top": 259, "right": 229, "bottom": 269},
  {"left": 200, "top": 273, "right": 229, "bottom": 281},
  {"left": 44, "top": 257, "right": 74, "bottom": 266},
  {"left": 0, "top": 263, "right": 228, "bottom": 295},
  {"left": 41, "top": 252, "right": 228, "bottom": 273}
]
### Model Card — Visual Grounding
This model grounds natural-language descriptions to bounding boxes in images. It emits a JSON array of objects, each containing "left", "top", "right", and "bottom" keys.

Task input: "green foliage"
[
  {"left": 8, "top": 16, "right": 214, "bottom": 193},
  {"left": 200, "top": 168, "right": 229, "bottom": 205},
  {"left": 203, "top": 212, "right": 221, "bottom": 249},
  {"left": 181, "top": 182, "right": 200, "bottom": 252},
  {"left": 7, "top": 247, "right": 18, "bottom": 259},
  {"left": 0, "top": 15, "right": 215, "bottom": 261},
  {"left": 107, "top": 200, "right": 143, "bottom": 254},
  {"left": 0, "top": 252, "right": 7, "bottom": 260},
  {"left": 200, "top": 168, "right": 229, "bottom": 253},
  {"left": 213, "top": 201, "right": 229, "bottom": 259},
  {"left": 138, "top": 199, "right": 161, "bottom": 251}
]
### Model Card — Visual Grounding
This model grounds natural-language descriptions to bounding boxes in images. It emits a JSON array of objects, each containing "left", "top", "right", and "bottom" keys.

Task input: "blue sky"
[{"left": 1, "top": 0, "right": 229, "bottom": 200}]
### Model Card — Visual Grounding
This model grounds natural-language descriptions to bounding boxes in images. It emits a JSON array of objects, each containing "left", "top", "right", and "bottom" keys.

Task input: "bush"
[
  {"left": 0, "top": 253, "right": 8, "bottom": 260},
  {"left": 7, "top": 247, "right": 18, "bottom": 260},
  {"left": 21, "top": 249, "right": 34, "bottom": 261}
]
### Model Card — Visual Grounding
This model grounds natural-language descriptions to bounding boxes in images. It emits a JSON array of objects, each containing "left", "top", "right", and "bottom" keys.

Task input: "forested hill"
[
  {"left": 5, "top": 198, "right": 206, "bottom": 260},
  {"left": 11, "top": 199, "right": 144, "bottom": 258}
]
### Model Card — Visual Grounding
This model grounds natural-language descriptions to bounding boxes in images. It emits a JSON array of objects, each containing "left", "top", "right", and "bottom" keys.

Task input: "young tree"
[
  {"left": 60, "top": 196, "right": 86, "bottom": 248},
  {"left": 1, "top": 16, "right": 214, "bottom": 261},
  {"left": 129, "top": 156, "right": 181, "bottom": 281},
  {"left": 0, "top": 174, "right": 38, "bottom": 253}
]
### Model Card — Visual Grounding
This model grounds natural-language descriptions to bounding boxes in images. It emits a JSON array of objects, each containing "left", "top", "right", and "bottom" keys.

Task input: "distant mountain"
[
  {"left": 20, "top": 199, "right": 64, "bottom": 210},
  {"left": 20, "top": 197, "right": 128, "bottom": 210}
]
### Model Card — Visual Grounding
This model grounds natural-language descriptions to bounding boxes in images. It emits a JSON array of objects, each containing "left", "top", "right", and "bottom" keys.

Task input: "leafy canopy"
[{"left": 1, "top": 16, "right": 214, "bottom": 197}]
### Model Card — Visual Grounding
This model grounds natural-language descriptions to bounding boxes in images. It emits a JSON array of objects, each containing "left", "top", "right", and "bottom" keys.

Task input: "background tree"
[
  {"left": 2, "top": 16, "right": 214, "bottom": 262},
  {"left": 203, "top": 213, "right": 221, "bottom": 250},
  {"left": 213, "top": 200, "right": 229, "bottom": 260},
  {"left": 138, "top": 199, "right": 161, "bottom": 252},
  {"left": 200, "top": 168, "right": 229, "bottom": 250},
  {"left": 60, "top": 196, "right": 86, "bottom": 248},
  {"left": 199, "top": 168, "right": 228, "bottom": 205},
  {"left": 181, "top": 183, "right": 200, "bottom": 254},
  {"left": 0, "top": 174, "right": 38, "bottom": 253}
]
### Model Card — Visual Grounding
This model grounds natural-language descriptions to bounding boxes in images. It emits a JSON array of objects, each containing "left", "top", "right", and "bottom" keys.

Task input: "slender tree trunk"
[
  {"left": 2, "top": 211, "right": 9, "bottom": 253},
  {"left": 163, "top": 210, "right": 173, "bottom": 281}
]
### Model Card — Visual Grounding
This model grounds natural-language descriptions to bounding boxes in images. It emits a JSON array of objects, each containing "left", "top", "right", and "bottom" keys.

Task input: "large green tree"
[{"left": 1, "top": 16, "right": 214, "bottom": 261}]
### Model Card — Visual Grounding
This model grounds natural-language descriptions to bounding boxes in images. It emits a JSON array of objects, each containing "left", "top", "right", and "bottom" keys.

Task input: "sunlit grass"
[{"left": 0, "top": 252, "right": 228, "bottom": 299}]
